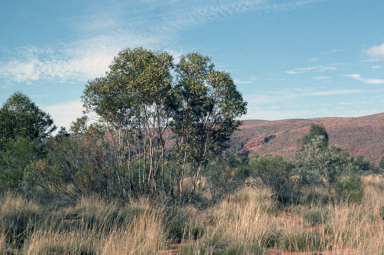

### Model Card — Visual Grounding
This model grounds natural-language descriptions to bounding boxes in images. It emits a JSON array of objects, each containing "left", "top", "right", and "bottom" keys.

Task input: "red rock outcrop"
[{"left": 230, "top": 113, "right": 384, "bottom": 164}]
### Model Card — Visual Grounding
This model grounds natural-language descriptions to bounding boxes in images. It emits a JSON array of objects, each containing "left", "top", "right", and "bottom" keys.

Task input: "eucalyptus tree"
[
  {"left": 81, "top": 48, "right": 247, "bottom": 200},
  {"left": 172, "top": 53, "right": 247, "bottom": 199},
  {"left": 294, "top": 135, "right": 355, "bottom": 201},
  {"left": 300, "top": 123, "right": 329, "bottom": 148},
  {"left": 0, "top": 92, "right": 56, "bottom": 149},
  {"left": 82, "top": 48, "right": 175, "bottom": 194}
]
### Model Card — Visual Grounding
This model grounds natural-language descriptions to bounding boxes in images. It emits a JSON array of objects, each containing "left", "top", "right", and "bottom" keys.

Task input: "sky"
[{"left": 1, "top": 0, "right": 384, "bottom": 130}]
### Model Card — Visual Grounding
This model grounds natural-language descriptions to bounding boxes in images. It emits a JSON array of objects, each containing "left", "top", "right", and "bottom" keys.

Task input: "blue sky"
[{"left": 1, "top": 0, "right": 384, "bottom": 130}]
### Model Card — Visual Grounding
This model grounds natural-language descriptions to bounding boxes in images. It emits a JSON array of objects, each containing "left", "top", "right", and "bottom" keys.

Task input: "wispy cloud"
[
  {"left": 343, "top": 74, "right": 384, "bottom": 84},
  {"left": 245, "top": 88, "right": 383, "bottom": 104},
  {"left": 0, "top": 0, "right": 325, "bottom": 85},
  {"left": 320, "top": 49, "right": 345, "bottom": 54},
  {"left": 286, "top": 66, "right": 337, "bottom": 74},
  {"left": 304, "top": 89, "right": 383, "bottom": 96},
  {"left": 313, "top": 76, "right": 330, "bottom": 79},
  {"left": 0, "top": 33, "right": 164, "bottom": 83},
  {"left": 363, "top": 43, "right": 384, "bottom": 58},
  {"left": 233, "top": 79, "right": 251, "bottom": 84}
]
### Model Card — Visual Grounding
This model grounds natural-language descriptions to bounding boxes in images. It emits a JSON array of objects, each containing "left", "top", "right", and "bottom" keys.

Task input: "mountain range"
[{"left": 230, "top": 113, "right": 384, "bottom": 164}]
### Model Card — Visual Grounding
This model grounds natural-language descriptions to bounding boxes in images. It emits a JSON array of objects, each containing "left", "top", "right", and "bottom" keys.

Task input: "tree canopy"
[
  {"left": 0, "top": 92, "right": 56, "bottom": 148},
  {"left": 300, "top": 123, "right": 329, "bottom": 148},
  {"left": 81, "top": 48, "right": 247, "bottom": 198}
]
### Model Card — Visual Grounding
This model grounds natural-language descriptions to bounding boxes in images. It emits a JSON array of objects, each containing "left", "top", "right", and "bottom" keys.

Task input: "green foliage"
[
  {"left": 303, "top": 210, "right": 326, "bottom": 226},
  {"left": 333, "top": 174, "right": 365, "bottom": 204},
  {"left": 178, "top": 243, "right": 206, "bottom": 255},
  {"left": 80, "top": 48, "right": 247, "bottom": 201},
  {"left": 250, "top": 155, "right": 298, "bottom": 204},
  {"left": 0, "top": 137, "right": 43, "bottom": 192},
  {"left": 171, "top": 52, "right": 247, "bottom": 199},
  {"left": 281, "top": 233, "right": 327, "bottom": 252},
  {"left": 353, "top": 156, "right": 371, "bottom": 172},
  {"left": 295, "top": 136, "right": 354, "bottom": 198},
  {"left": 300, "top": 123, "right": 329, "bottom": 148},
  {"left": 0, "top": 92, "right": 56, "bottom": 148},
  {"left": 380, "top": 156, "right": 384, "bottom": 169},
  {"left": 202, "top": 152, "right": 250, "bottom": 203},
  {"left": 43, "top": 134, "right": 130, "bottom": 198},
  {"left": 224, "top": 242, "right": 263, "bottom": 255},
  {"left": 353, "top": 155, "right": 381, "bottom": 174}
]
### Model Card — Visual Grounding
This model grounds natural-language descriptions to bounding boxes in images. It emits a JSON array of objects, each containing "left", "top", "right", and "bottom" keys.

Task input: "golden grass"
[
  {"left": 0, "top": 195, "right": 167, "bottom": 254},
  {"left": 177, "top": 177, "right": 384, "bottom": 254},
  {"left": 1, "top": 175, "right": 384, "bottom": 254}
]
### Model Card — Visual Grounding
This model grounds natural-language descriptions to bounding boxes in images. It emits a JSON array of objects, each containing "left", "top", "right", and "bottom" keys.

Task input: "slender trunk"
[
  {"left": 127, "top": 132, "right": 132, "bottom": 191},
  {"left": 138, "top": 130, "right": 142, "bottom": 192},
  {"left": 191, "top": 135, "right": 209, "bottom": 197},
  {"left": 161, "top": 145, "right": 165, "bottom": 191}
]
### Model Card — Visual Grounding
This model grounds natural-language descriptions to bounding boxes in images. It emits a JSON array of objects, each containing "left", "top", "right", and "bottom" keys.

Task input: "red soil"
[{"left": 230, "top": 113, "right": 384, "bottom": 164}]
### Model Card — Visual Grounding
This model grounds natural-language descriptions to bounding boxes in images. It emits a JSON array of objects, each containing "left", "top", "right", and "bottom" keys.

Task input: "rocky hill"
[{"left": 230, "top": 113, "right": 384, "bottom": 164}]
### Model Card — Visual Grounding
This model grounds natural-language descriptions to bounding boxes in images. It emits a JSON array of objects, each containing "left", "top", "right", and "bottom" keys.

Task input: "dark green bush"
[
  {"left": 280, "top": 233, "right": 327, "bottom": 252},
  {"left": 178, "top": 243, "right": 206, "bottom": 255},
  {"left": 224, "top": 242, "right": 263, "bottom": 255},
  {"left": 303, "top": 210, "right": 326, "bottom": 226},
  {"left": 0, "top": 202, "right": 41, "bottom": 248},
  {"left": 249, "top": 155, "right": 299, "bottom": 204},
  {"left": 261, "top": 231, "right": 281, "bottom": 248},
  {"left": 0, "top": 137, "right": 42, "bottom": 192},
  {"left": 333, "top": 174, "right": 365, "bottom": 204}
]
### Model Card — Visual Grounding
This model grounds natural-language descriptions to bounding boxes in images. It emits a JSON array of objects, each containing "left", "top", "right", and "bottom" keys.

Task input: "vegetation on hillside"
[{"left": 0, "top": 48, "right": 383, "bottom": 254}]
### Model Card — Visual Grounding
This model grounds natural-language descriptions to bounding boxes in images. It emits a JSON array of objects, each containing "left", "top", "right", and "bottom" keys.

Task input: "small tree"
[
  {"left": 172, "top": 52, "right": 247, "bottom": 199},
  {"left": 82, "top": 48, "right": 175, "bottom": 195},
  {"left": 295, "top": 136, "right": 355, "bottom": 202},
  {"left": 0, "top": 137, "right": 42, "bottom": 192},
  {"left": 0, "top": 92, "right": 56, "bottom": 148},
  {"left": 380, "top": 156, "right": 384, "bottom": 170},
  {"left": 250, "top": 155, "right": 297, "bottom": 204},
  {"left": 300, "top": 124, "right": 328, "bottom": 148}
]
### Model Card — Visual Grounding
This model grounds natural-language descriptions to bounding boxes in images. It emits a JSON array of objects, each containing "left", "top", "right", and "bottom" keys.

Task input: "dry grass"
[
  {"left": 175, "top": 176, "right": 384, "bottom": 254},
  {"left": 1, "top": 175, "right": 384, "bottom": 254},
  {"left": 0, "top": 195, "right": 167, "bottom": 254}
]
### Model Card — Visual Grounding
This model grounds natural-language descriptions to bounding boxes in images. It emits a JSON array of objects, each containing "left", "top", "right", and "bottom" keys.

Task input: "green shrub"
[
  {"left": 261, "top": 231, "right": 281, "bottom": 248},
  {"left": 303, "top": 210, "right": 326, "bottom": 226},
  {"left": 333, "top": 174, "right": 365, "bottom": 204},
  {"left": 280, "top": 233, "right": 327, "bottom": 252},
  {"left": 258, "top": 205, "right": 279, "bottom": 217},
  {"left": 178, "top": 243, "right": 206, "bottom": 255},
  {"left": 0, "top": 198, "right": 41, "bottom": 248},
  {"left": 224, "top": 242, "right": 263, "bottom": 255},
  {"left": 250, "top": 155, "right": 299, "bottom": 204}
]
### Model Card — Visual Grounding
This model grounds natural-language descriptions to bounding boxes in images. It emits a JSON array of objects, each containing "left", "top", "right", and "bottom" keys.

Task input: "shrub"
[
  {"left": 333, "top": 174, "right": 365, "bottom": 204},
  {"left": 280, "top": 233, "right": 327, "bottom": 252},
  {"left": 178, "top": 243, "right": 206, "bottom": 255},
  {"left": 303, "top": 210, "right": 326, "bottom": 226},
  {"left": 224, "top": 242, "right": 263, "bottom": 255},
  {"left": 0, "top": 137, "right": 42, "bottom": 192},
  {"left": 249, "top": 155, "right": 299, "bottom": 204}
]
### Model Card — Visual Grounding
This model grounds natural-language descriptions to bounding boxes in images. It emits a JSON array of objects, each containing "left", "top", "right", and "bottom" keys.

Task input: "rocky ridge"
[{"left": 230, "top": 112, "right": 384, "bottom": 164}]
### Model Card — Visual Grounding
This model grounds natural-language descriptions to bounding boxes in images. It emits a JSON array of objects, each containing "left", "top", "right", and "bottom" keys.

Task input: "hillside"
[{"left": 230, "top": 112, "right": 384, "bottom": 164}]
